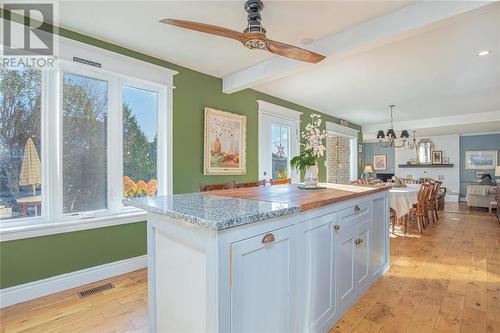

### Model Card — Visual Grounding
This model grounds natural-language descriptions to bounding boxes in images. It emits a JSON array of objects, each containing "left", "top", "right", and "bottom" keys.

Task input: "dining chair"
[
  {"left": 403, "top": 182, "right": 430, "bottom": 235},
  {"left": 390, "top": 207, "right": 397, "bottom": 234},
  {"left": 235, "top": 180, "right": 266, "bottom": 188},
  {"left": 270, "top": 178, "right": 291, "bottom": 185},
  {"left": 199, "top": 181, "right": 236, "bottom": 192},
  {"left": 428, "top": 180, "right": 442, "bottom": 223}
]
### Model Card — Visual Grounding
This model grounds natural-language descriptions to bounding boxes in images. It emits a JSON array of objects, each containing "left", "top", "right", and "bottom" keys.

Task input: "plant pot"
[{"left": 304, "top": 165, "right": 319, "bottom": 186}]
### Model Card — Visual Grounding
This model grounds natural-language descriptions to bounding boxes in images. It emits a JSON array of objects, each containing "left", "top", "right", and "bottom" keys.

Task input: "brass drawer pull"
[
  {"left": 334, "top": 224, "right": 340, "bottom": 230},
  {"left": 355, "top": 238, "right": 363, "bottom": 245},
  {"left": 354, "top": 205, "right": 361, "bottom": 212},
  {"left": 262, "top": 233, "right": 275, "bottom": 245}
]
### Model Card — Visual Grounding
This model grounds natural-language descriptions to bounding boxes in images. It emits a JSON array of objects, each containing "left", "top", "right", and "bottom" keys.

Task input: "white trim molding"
[
  {"left": 257, "top": 100, "right": 303, "bottom": 122},
  {"left": 0, "top": 255, "right": 147, "bottom": 308},
  {"left": 326, "top": 121, "right": 360, "bottom": 138}
]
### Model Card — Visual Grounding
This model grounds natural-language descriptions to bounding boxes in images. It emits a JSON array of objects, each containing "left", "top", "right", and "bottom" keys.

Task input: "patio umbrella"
[{"left": 19, "top": 137, "right": 41, "bottom": 195}]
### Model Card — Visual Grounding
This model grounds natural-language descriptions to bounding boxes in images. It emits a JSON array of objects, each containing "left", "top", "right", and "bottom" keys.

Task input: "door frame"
[{"left": 257, "top": 100, "right": 302, "bottom": 183}]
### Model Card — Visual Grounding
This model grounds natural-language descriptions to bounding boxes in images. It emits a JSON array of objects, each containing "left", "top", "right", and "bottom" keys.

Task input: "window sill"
[{"left": 0, "top": 208, "right": 147, "bottom": 242}]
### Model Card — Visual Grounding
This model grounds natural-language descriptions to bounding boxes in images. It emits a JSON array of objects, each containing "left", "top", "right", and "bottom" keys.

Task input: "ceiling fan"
[{"left": 159, "top": 0, "right": 326, "bottom": 64}]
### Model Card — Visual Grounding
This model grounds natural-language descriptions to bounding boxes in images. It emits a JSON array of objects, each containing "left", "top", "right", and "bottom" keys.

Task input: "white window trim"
[
  {"left": 257, "top": 101, "right": 302, "bottom": 183},
  {"left": 325, "top": 121, "right": 360, "bottom": 183},
  {"left": 0, "top": 36, "right": 175, "bottom": 241}
]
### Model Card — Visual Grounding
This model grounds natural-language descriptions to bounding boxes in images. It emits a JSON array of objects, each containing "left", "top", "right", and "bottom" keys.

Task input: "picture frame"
[
  {"left": 443, "top": 157, "right": 450, "bottom": 164},
  {"left": 358, "top": 143, "right": 363, "bottom": 153},
  {"left": 204, "top": 107, "right": 247, "bottom": 175},
  {"left": 465, "top": 150, "right": 498, "bottom": 170},
  {"left": 372, "top": 154, "right": 387, "bottom": 171},
  {"left": 432, "top": 150, "right": 443, "bottom": 164}
]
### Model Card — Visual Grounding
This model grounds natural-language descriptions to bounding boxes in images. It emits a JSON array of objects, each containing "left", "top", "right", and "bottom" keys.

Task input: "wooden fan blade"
[
  {"left": 265, "top": 39, "right": 325, "bottom": 63},
  {"left": 159, "top": 19, "right": 247, "bottom": 43}
]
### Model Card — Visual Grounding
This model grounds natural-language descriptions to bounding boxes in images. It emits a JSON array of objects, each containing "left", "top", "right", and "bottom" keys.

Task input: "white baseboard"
[{"left": 0, "top": 255, "right": 147, "bottom": 308}]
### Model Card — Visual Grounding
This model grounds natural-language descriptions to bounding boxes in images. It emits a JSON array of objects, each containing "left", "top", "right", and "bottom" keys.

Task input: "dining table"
[{"left": 389, "top": 184, "right": 420, "bottom": 218}]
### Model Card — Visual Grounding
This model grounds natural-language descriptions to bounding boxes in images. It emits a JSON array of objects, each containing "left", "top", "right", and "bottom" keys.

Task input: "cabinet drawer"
[{"left": 339, "top": 201, "right": 370, "bottom": 228}]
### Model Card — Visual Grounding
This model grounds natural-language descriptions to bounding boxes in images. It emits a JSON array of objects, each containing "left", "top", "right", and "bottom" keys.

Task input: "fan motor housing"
[{"left": 243, "top": 0, "right": 266, "bottom": 35}]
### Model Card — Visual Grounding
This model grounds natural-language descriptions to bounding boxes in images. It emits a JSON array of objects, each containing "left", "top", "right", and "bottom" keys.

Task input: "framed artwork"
[
  {"left": 465, "top": 150, "right": 498, "bottom": 170},
  {"left": 373, "top": 154, "right": 387, "bottom": 171},
  {"left": 204, "top": 107, "right": 246, "bottom": 175},
  {"left": 358, "top": 143, "right": 363, "bottom": 153},
  {"left": 443, "top": 157, "right": 450, "bottom": 164},
  {"left": 432, "top": 150, "right": 443, "bottom": 164}
]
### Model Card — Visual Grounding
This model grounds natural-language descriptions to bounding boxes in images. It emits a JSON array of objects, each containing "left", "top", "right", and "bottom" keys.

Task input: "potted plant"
[{"left": 290, "top": 114, "right": 327, "bottom": 186}]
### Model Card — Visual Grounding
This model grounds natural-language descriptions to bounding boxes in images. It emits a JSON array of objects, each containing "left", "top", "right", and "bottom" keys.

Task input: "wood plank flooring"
[{"left": 1, "top": 206, "right": 499, "bottom": 333}]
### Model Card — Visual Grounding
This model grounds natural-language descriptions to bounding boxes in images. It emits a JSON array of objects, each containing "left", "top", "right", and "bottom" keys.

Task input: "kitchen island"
[{"left": 125, "top": 183, "right": 391, "bottom": 333}]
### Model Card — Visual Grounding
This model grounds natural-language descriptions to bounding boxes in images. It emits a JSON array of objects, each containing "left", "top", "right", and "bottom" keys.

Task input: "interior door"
[
  {"left": 230, "top": 225, "right": 295, "bottom": 333},
  {"left": 259, "top": 114, "right": 299, "bottom": 183}
]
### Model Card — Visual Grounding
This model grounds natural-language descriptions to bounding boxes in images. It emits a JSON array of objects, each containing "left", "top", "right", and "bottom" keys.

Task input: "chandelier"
[{"left": 377, "top": 105, "right": 416, "bottom": 149}]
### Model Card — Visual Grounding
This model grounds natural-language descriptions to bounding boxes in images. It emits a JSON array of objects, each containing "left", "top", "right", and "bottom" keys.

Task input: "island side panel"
[{"left": 148, "top": 213, "right": 219, "bottom": 333}]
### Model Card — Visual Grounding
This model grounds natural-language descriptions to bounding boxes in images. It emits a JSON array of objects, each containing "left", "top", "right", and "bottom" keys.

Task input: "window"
[
  {"left": 0, "top": 38, "right": 173, "bottom": 236},
  {"left": 122, "top": 86, "right": 158, "bottom": 197},
  {"left": 0, "top": 68, "right": 42, "bottom": 220},
  {"left": 271, "top": 125, "right": 289, "bottom": 180},
  {"left": 62, "top": 73, "right": 108, "bottom": 214}
]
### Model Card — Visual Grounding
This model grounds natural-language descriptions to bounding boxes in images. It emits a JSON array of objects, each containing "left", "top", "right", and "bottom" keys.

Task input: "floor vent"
[{"left": 77, "top": 283, "right": 114, "bottom": 298}]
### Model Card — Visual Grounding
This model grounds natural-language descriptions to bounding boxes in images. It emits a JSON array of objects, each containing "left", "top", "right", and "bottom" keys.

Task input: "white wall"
[{"left": 395, "top": 134, "right": 460, "bottom": 202}]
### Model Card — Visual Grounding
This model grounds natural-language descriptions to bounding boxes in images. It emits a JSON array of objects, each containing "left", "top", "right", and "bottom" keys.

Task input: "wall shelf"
[{"left": 398, "top": 164, "right": 454, "bottom": 168}]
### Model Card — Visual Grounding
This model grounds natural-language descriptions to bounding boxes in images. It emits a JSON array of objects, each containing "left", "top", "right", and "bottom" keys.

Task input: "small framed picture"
[
  {"left": 358, "top": 143, "right": 363, "bottom": 153},
  {"left": 373, "top": 154, "right": 387, "bottom": 171},
  {"left": 432, "top": 150, "right": 443, "bottom": 164},
  {"left": 443, "top": 157, "right": 450, "bottom": 164}
]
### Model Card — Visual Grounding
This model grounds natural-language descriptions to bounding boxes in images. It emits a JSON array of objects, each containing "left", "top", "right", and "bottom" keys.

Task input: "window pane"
[
  {"left": 0, "top": 69, "right": 42, "bottom": 220},
  {"left": 63, "top": 73, "right": 108, "bottom": 214},
  {"left": 271, "top": 125, "right": 289, "bottom": 180},
  {"left": 122, "top": 86, "right": 158, "bottom": 197}
]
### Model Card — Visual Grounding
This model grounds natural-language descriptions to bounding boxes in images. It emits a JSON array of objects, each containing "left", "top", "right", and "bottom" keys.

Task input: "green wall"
[{"left": 0, "top": 13, "right": 362, "bottom": 288}]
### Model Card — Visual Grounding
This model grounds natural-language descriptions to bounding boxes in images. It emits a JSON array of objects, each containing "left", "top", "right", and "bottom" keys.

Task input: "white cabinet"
[
  {"left": 370, "top": 197, "right": 389, "bottom": 279},
  {"left": 337, "top": 221, "right": 371, "bottom": 313},
  {"left": 354, "top": 223, "right": 370, "bottom": 294},
  {"left": 337, "top": 224, "right": 356, "bottom": 309},
  {"left": 230, "top": 225, "right": 296, "bottom": 333},
  {"left": 300, "top": 213, "right": 338, "bottom": 333}
]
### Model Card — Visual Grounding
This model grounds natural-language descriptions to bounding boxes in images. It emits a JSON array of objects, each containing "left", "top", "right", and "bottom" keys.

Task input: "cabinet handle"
[
  {"left": 262, "top": 233, "right": 275, "bottom": 245},
  {"left": 334, "top": 224, "right": 340, "bottom": 230},
  {"left": 354, "top": 205, "right": 361, "bottom": 212},
  {"left": 355, "top": 238, "right": 363, "bottom": 245}
]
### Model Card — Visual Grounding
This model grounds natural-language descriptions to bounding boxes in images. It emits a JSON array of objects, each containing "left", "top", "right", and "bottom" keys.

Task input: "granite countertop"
[{"left": 123, "top": 193, "right": 301, "bottom": 231}]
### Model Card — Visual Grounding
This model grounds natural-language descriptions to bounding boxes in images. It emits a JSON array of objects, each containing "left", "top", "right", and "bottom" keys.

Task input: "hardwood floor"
[{"left": 1, "top": 209, "right": 499, "bottom": 333}]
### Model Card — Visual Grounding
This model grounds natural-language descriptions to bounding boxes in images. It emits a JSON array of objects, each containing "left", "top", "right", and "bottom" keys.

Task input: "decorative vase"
[
  {"left": 213, "top": 136, "right": 222, "bottom": 154},
  {"left": 304, "top": 165, "right": 319, "bottom": 186}
]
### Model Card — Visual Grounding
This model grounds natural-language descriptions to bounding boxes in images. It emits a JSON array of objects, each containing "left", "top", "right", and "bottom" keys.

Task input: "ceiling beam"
[
  {"left": 362, "top": 111, "right": 500, "bottom": 135},
  {"left": 222, "top": 1, "right": 494, "bottom": 94}
]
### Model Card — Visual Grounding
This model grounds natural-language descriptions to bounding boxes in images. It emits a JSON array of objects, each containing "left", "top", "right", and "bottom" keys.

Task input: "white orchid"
[{"left": 300, "top": 113, "right": 327, "bottom": 158}]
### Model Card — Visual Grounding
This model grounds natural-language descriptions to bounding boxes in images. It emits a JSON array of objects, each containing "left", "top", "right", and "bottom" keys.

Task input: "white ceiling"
[
  {"left": 58, "top": 1, "right": 412, "bottom": 77},
  {"left": 255, "top": 2, "right": 500, "bottom": 126},
  {"left": 56, "top": 1, "right": 500, "bottom": 134}
]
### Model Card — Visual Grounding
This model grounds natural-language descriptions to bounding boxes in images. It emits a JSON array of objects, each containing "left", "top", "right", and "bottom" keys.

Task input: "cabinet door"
[
  {"left": 337, "top": 226, "right": 356, "bottom": 309},
  {"left": 301, "top": 214, "right": 338, "bottom": 332},
  {"left": 230, "top": 225, "right": 295, "bottom": 333},
  {"left": 354, "top": 223, "right": 370, "bottom": 292},
  {"left": 370, "top": 197, "right": 389, "bottom": 278}
]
